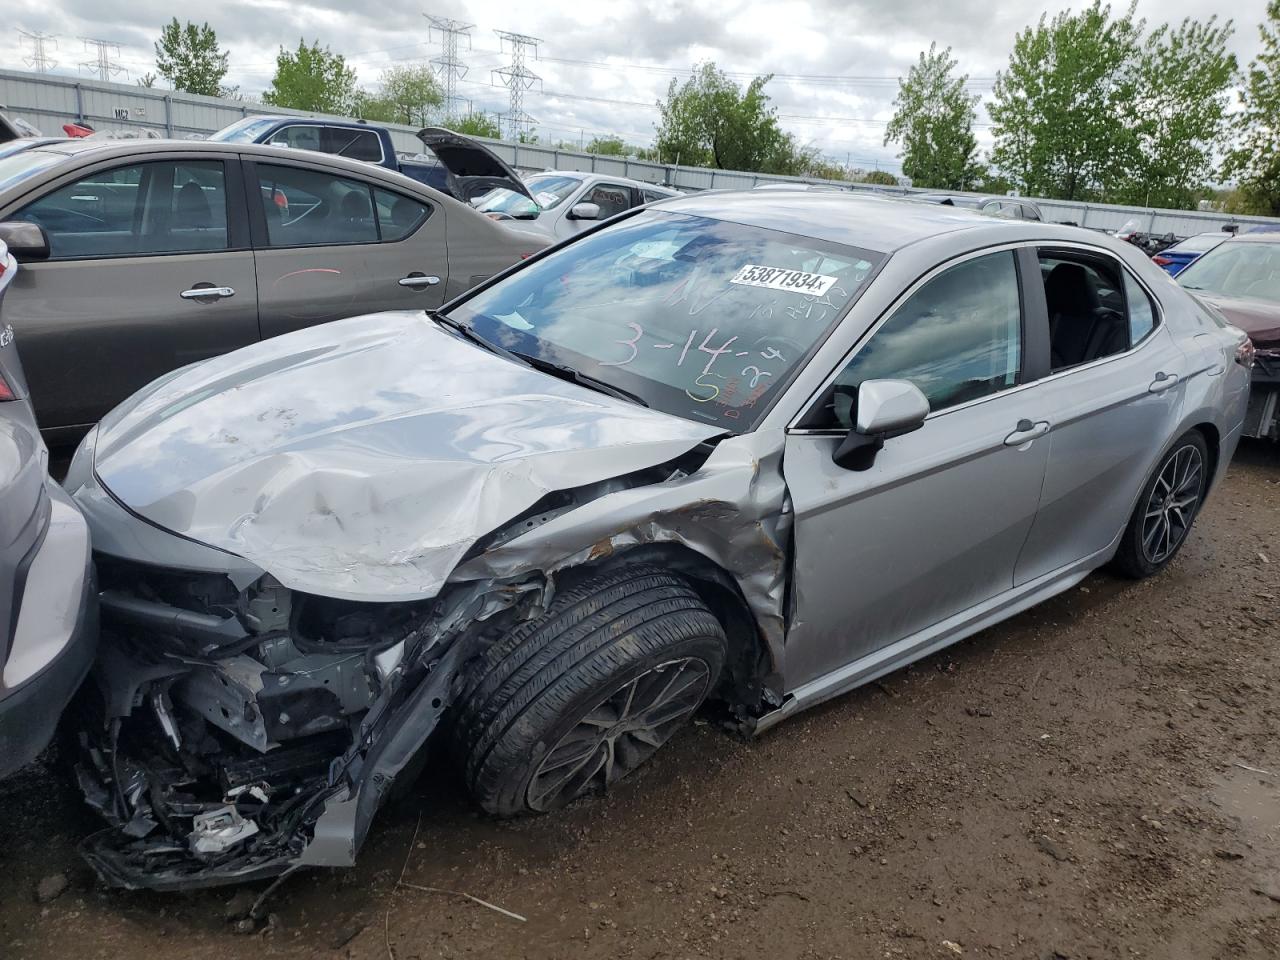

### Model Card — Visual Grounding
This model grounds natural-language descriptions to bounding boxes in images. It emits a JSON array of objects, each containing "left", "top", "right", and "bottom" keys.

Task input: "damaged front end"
[{"left": 75, "top": 562, "right": 546, "bottom": 891}]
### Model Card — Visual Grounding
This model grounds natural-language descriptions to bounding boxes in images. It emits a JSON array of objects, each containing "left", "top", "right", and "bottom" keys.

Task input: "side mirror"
[
  {"left": 567, "top": 202, "right": 601, "bottom": 221},
  {"left": 0, "top": 221, "right": 50, "bottom": 261},
  {"left": 832, "top": 379, "right": 930, "bottom": 471}
]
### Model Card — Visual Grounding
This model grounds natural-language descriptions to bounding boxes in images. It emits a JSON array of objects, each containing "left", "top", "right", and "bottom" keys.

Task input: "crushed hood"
[
  {"left": 1194, "top": 292, "right": 1280, "bottom": 347},
  {"left": 414, "top": 127, "right": 534, "bottom": 205},
  {"left": 90, "top": 311, "right": 721, "bottom": 601}
]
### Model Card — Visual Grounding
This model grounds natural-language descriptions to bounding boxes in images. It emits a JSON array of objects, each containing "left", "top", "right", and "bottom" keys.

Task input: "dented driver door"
[{"left": 245, "top": 157, "right": 449, "bottom": 340}]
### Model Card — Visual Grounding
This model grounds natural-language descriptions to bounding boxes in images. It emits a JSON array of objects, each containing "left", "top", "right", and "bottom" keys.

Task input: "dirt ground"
[{"left": 2, "top": 442, "right": 1278, "bottom": 960}]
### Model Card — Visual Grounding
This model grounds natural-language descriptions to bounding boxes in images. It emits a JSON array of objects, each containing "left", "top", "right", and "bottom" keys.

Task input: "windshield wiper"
[
  {"left": 512, "top": 353, "right": 650, "bottom": 408},
  {"left": 427, "top": 310, "right": 527, "bottom": 365}
]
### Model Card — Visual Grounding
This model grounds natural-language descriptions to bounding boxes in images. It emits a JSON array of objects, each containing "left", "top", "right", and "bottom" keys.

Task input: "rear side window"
[
  {"left": 256, "top": 163, "right": 429, "bottom": 247},
  {"left": 374, "top": 188, "right": 428, "bottom": 241},
  {"left": 15, "top": 159, "right": 228, "bottom": 259},
  {"left": 1039, "top": 250, "right": 1157, "bottom": 370},
  {"left": 820, "top": 250, "right": 1022, "bottom": 426},
  {"left": 322, "top": 127, "right": 382, "bottom": 163}
]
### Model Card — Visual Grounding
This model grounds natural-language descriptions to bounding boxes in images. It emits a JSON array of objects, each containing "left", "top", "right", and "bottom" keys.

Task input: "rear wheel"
[
  {"left": 1111, "top": 430, "right": 1208, "bottom": 579},
  {"left": 451, "top": 565, "right": 726, "bottom": 817}
]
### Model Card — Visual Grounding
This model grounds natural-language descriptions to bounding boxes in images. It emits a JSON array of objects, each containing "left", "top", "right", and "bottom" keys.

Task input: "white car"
[{"left": 474, "top": 170, "right": 680, "bottom": 241}]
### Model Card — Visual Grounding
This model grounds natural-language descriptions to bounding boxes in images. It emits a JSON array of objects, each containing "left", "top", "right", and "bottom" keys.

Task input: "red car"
[{"left": 1177, "top": 233, "right": 1280, "bottom": 440}]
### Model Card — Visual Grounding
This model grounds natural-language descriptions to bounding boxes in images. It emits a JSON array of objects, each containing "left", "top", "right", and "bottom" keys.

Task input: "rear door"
[
  {"left": 1012, "top": 246, "right": 1190, "bottom": 583},
  {"left": 245, "top": 158, "right": 447, "bottom": 339},
  {"left": 2, "top": 154, "right": 258, "bottom": 437}
]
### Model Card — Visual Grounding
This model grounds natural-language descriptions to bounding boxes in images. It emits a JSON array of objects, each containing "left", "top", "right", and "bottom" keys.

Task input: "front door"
[
  {"left": 781, "top": 249, "right": 1050, "bottom": 690},
  {"left": 246, "top": 159, "right": 448, "bottom": 340},
  {"left": 4, "top": 156, "right": 258, "bottom": 439}
]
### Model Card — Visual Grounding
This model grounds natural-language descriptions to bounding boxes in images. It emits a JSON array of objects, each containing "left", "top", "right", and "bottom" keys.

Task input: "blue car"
[{"left": 1152, "top": 232, "right": 1229, "bottom": 276}]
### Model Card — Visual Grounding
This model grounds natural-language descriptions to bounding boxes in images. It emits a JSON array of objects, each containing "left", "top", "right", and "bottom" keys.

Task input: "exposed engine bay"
[{"left": 75, "top": 559, "right": 547, "bottom": 890}]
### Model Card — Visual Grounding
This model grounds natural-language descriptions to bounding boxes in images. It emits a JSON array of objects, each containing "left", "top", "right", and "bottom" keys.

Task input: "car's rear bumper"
[{"left": 0, "top": 483, "right": 97, "bottom": 780}]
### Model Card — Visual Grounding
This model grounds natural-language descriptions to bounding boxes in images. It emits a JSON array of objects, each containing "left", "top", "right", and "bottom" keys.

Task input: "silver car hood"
[{"left": 90, "top": 311, "right": 721, "bottom": 601}]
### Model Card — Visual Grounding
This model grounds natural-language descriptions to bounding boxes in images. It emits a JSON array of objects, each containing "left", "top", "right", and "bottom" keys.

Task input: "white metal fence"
[{"left": 4, "top": 67, "right": 1276, "bottom": 238}]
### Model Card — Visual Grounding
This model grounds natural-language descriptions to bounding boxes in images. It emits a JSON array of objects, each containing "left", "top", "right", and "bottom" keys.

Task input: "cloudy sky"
[{"left": 4, "top": 0, "right": 1270, "bottom": 171}]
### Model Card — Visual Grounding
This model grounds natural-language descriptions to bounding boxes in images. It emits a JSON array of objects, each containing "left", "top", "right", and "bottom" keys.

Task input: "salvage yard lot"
[{"left": 2, "top": 442, "right": 1277, "bottom": 960}]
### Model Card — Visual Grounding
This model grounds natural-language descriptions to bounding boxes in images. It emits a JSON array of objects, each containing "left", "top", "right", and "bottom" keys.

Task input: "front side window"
[
  {"left": 816, "top": 251, "right": 1022, "bottom": 429},
  {"left": 1040, "top": 250, "right": 1147, "bottom": 370},
  {"left": 268, "top": 125, "right": 321, "bottom": 153},
  {"left": 449, "top": 210, "right": 882, "bottom": 431},
  {"left": 15, "top": 159, "right": 228, "bottom": 259},
  {"left": 586, "top": 184, "right": 634, "bottom": 218}
]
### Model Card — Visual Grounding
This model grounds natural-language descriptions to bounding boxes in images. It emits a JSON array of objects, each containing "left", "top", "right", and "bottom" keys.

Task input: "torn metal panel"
[
  {"left": 82, "top": 312, "right": 721, "bottom": 602},
  {"left": 453, "top": 428, "right": 792, "bottom": 679}
]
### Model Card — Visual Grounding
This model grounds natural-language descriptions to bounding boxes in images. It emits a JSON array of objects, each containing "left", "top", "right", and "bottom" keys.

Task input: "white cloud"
[{"left": 4, "top": 0, "right": 1270, "bottom": 171}]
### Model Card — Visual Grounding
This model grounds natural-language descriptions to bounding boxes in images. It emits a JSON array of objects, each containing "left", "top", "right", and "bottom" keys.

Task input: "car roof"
[
  {"left": 1227, "top": 231, "right": 1280, "bottom": 244},
  {"left": 651, "top": 190, "right": 1021, "bottom": 253},
  {"left": 13, "top": 137, "right": 436, "bottom": 190},
  {"left": 530, "top": 169, "right": 677, "bottom": 193}
]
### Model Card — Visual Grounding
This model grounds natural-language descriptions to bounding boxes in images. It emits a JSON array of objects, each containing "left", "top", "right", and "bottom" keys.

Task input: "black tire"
[
  {"left": 1111, "top": 430, "right": 1209, "bottom": 579},
  {"left": 450, "top": 565, "right": 727, "bottom": 817}
]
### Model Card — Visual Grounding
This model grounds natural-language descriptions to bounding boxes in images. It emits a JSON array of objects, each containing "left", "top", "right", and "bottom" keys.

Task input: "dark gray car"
[
  {"left": 0, "top": 232, "right": 97, "bottom": 779},
  {"left": 0, "top": 138, "right": 547, "bottom": 445}
]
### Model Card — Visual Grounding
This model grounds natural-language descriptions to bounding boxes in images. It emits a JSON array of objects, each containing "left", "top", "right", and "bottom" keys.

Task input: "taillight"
[
  {"left": 0, "top": 372, "right": 14, "bottom": 402},
  {"left": 1152, "top": 255, "right": 1172, "bottom": 266},
  {"left": 1236, "top": 338, "right": 1256, "bottom": 368}
]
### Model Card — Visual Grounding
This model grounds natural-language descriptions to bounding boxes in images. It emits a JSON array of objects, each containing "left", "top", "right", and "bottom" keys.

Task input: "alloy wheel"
[
  {"left": 527, "top": 657, "right": 711, "bottom": 812},
  {"left": 1141, "top": 444, "right": 1204, "bottom": 564}
]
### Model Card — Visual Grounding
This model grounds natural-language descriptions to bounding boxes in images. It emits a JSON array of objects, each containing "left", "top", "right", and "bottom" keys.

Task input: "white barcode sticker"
[{"left": 729, "top": 264, "right": 838, "bottom": 296}]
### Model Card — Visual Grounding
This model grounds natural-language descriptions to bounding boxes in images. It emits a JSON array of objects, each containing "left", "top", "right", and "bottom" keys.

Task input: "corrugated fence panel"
[{"left": 4, "top": 67, "right": 1279, "bottom": 237}]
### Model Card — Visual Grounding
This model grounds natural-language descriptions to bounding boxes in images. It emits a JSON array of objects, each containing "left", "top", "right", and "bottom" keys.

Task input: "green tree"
[
  {"left": 585, "top": 135, "right": 628, "bottom": 155},
  {"left": 884, "top": 43, "right": 982, "bottom": 190},
  {"left": 1117, "top": 17, "right": 1236, "bottom": 208},
  {"left": 262, "top": 40, "right": 358, "bottom": 114},
  {"left": 153, "top": 19, "right": 231, "bottom": 97},
  {"left": 137, "top": 72, "right": 157, "bottom": 88},
  {"left": 1225, "top": 1, "right": 1280, "bottom": 216},
  {"left": 654, "top": 62, "right": 802, "bottom": 172},
  {"left": 356, "top": 64, "right": 443, "bottom": 127},
  {"left": 861, "top": 169, "right": 899, "bottom": 186},
  {"left": 989, "top": 2, "right": 1143, "bottom": 200},
  {"left": 448, "top": 113, "right": 502, "bottom": 138}
]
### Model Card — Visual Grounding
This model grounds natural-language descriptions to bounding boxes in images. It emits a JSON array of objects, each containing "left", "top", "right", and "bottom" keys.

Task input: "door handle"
[
  {"left": 1148, "top": 371, "right": 1180, "bottom": 393},
  {"left": 398, "top": 274, "right": 441, "bottom": 289},
  {"left": 1004, "top": 419, "right": 1050, "bottom": 446},
  {"left": 179, "top": 285, "right": 235, "bottom": 301}
]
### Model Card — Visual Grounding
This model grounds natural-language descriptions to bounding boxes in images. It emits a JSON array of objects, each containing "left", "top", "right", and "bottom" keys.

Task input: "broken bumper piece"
[{"left": 73, "top": 568, "right": 478, "bottom": 891}]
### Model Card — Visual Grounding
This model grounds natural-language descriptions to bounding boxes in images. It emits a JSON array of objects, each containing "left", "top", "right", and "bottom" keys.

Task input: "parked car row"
[{"left": 0, "top": 160, "right": 1261, "bottom": 895}]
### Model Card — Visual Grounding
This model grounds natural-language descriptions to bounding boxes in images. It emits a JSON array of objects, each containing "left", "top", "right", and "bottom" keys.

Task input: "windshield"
[
  {"left": 476, "top": 174, "right": 581, "bottom": 219},
  {"left": 1178, "top": 241, "right": 1280, "bottom": 303},
  {"left": 208, "top": 117, "right": 279, "bottom": 143},
  {"left": 448, "top": 210, "right": 881, "bottom": 431},
  {"left": 0, "top": 150, "right": 65, "bottom": 191},
  {"left": 1170, "top": 233, "right": 1226, "bottom": 254}
]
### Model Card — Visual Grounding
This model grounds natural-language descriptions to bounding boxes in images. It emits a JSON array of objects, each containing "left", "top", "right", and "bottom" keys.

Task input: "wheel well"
[
  {"left": 1191, "top": 422, "right": 1220, "bottom": 491},
  {"left": 553, "top": 543, "right": 775, "bottom": 711}
]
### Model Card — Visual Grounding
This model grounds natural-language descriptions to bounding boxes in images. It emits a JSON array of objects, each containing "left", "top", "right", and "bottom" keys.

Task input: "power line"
[
  {"left": 79, "top": 38, "right": 127, "bottom": 82},
  {"left": 19, "top": 30, "right": 57, "bottom": 74},
  {"left": 425, "top": 14, "right": 473, "bottom": 118},
  {"left": 493, "top": 30, "right": 542, "bottom": 140}
]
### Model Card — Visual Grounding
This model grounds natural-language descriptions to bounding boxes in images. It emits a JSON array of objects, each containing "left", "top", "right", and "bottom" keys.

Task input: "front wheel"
[
  {"left": 450, "top": 565, "right": 727, "bottom": 817},
  {"left": 1111, "top": 430, "right": 1208, "bottom": 579}
]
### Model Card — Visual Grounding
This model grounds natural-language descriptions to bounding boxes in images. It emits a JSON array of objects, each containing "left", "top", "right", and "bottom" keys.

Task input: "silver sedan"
[{"left": 65, "top": 191, "right": 1250, "bottom": 890}]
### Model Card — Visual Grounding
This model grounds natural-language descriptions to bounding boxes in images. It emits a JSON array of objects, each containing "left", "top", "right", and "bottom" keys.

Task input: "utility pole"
[
  {"left": 424, "top": 14, "right": 473, "bottom": 119},
  {"left": 493, "top": 30, "right": 541, "bottom": 140},
  {"left": 79, "top": 38, "right": 127, "bottom": 82},
  {"left": 19, "top": 30, "right": 58, "bottom": 73}
]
